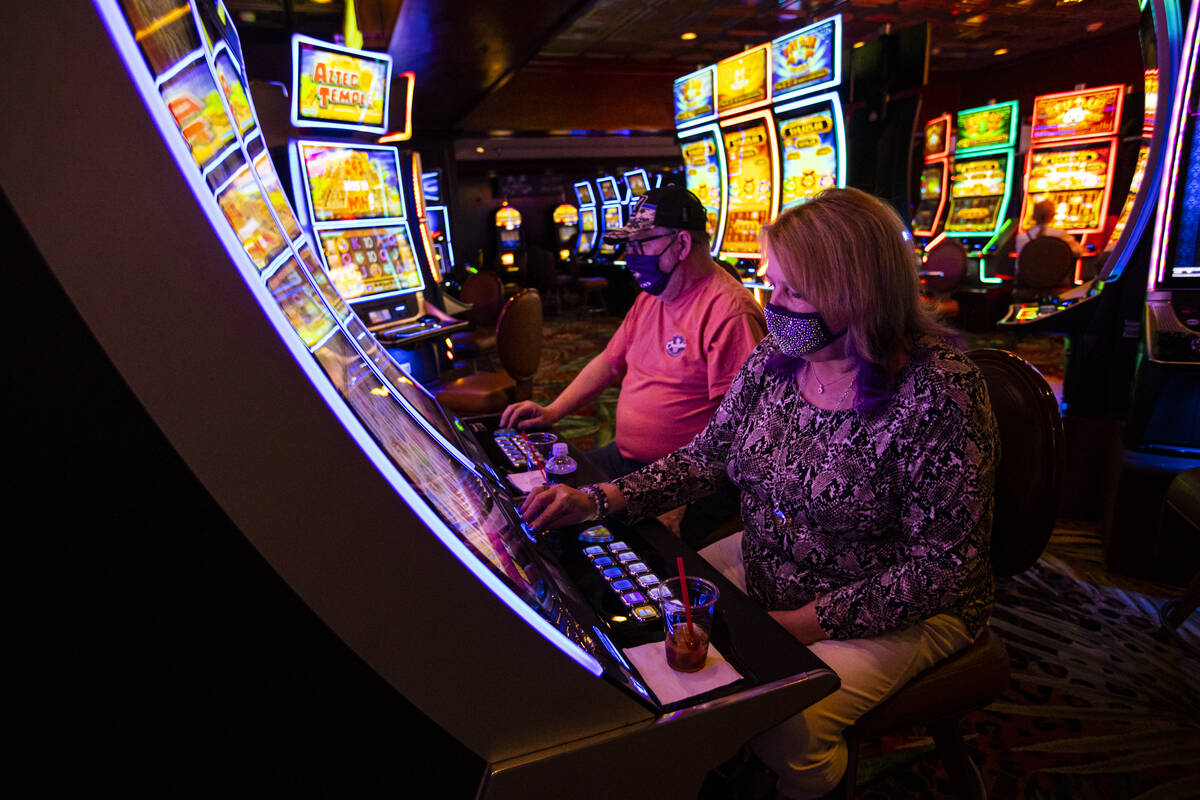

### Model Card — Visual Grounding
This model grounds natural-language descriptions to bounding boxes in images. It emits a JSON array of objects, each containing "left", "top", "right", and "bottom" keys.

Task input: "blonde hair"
[{"left": 760, "top": 187, "right": 955, "bottom": 381}]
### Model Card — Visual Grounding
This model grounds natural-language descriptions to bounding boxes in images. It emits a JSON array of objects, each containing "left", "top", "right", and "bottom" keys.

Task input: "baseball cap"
[{"left": 601, "top": 185, "right": 708, "bottom": 243}]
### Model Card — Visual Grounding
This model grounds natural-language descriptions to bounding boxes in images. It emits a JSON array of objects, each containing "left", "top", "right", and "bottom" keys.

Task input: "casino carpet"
[{"left": 512, "top": 306, "right": 1199, "bottom": 799}]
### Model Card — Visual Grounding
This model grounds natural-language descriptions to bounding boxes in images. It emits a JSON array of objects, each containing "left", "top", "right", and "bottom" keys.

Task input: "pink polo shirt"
[{"left": 601, "top": 266, "right": 765, "bottom": 464}]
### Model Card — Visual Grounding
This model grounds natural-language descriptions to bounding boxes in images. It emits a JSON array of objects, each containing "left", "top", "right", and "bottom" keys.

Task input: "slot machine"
[
  {"left": 4, "top": 7, "right": 841, "bottom": 797},
  {"left": 284, "top": 35, "right": 464, "bottom": 382},
  {"left": 673, "top": 63, "right": 726, "bottom": 258},
  {"left": 943, "top": 100, "right": 1020, "bottom": 286},
  {"left": 622, "top": 168, "right": 651, "bottom": 214},
  {"left": 573, "top": 180, "right": 599, "bottom": 261},
  {"left": 422, "top": 168, "right": 458, "bottom": 285},
  {"left": 1019, "top": 85, "right": 1126, "bottom": 284},
  {"left": 493, "top": 201, "right": 525, "bottom": 277},
  {"left": 595, "top": 176, "right": 624, "bottom": 265},
  {"left": 551, "top": 203, "right": 579, "bottom": 263},
  {"left": 912, "top": 114, "right": 952, "bottom": 248}
]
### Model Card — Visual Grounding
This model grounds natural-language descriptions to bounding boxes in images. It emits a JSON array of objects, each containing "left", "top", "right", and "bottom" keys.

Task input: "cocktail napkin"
[
  {"left": 623, "top": 640, "right": 743, "bottom": 705},
  {"left": 507, "top": 469, "right": 545, "bottom": 494}
]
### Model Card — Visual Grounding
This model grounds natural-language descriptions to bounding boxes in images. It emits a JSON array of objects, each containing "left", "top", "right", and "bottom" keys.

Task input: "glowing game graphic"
[
  {"left": 956, "top": 102, "right": 1018, "bottom": 153},
  {"left": 293, "top": 36, "right": 390, "bottom": 132},
  {"left": 717, "top": 45, "right": 769, "bottom": 114},
  {"left": 296, "top": 244, "right": 349, "bottom": 319},
  {"left": 252, "top": 152, "right": 301, "bottom": 241},
  {"left": 946, "top": 154, "right": 1011, "bottom": 233},
  {"left": 160, "top": 60, "right": 236, "bottom": 167},
  {"left": 213, "top": 50, "right": 254, "bottom": 135},
  {"left": 300, "top": 143, "right": 405, "bottom": 223},
  {"left": 777, "top": 101, "right": 840, "bottom": 210},
  {"left": 722, "top": 119, "right": 774, "bottom": 254},
  {"left": 924, "top": 115, "right": 951, "bottom": 160},
  {"left": 217, "top": 162, "right": 289, "bottom": 269},
  {"left": 681, "top": 130, "right": 724, "bottom": 242},
  {"left": 267, "top": 256, "right": 337, "bottom": 348},
  {"left": 317, "top": 225, "right": 423, "bottom": 301},
  {"left": 1032, "top": 85, "right": 1124, "bottom": 142},
  {"left": 913, "top": 162, "right": 947, "bottom": 234},
  {"left": 1021, "top": 143, "right": 1115, "bottom": 232},
  {"left": 771, "top": 17, "right": 839, "bottom": 101},
  {"left": 674, "top": 67, "right": 716, "bottom": 127}
]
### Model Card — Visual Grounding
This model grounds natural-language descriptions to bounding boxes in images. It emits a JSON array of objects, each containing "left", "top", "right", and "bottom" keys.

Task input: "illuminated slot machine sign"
[
  {"left": 623, "top": 168, "right": 650, "bottom": 211},
  {"left": 295, "top": 141, "right": 424, "bottom": 304},
  {"left": 945, "top": 101, "right": 1018, "bottom": 242},
  {"left": 552, "top": 203, "right": 579, "bottom": 261},
  {"left": 597, "top": 177, "right": 623, "bottom": 256},
  {"left": 1020, "top": 85, "right": 1124, "bottom": 238},
  {"left": 495, "top": 204, "right": 523, "bottom": 268},
  {"left": 291, "top": 34, "right": 391, "bottom": 135},
  {"left": 912, "top": 114, "right": 951, "bottom": 238},
  {"left": 574, "top": 180, "right": 598, "bottom": 255},
  {"left": 772, "top": 16, "right": 846, "bottom": 215},
  {"left": 422, "top": 170, "right": 456, "bottom": 276}
]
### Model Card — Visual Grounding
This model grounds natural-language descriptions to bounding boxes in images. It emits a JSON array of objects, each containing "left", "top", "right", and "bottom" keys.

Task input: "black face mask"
[
  {"left": 763, "top": 302, "right": 845, "bottom": 355},
  {"left": 624, "top": 233, "right": 679, "bottom": 295}
]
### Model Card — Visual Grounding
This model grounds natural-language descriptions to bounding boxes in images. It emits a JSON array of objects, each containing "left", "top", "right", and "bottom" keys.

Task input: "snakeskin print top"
[{"left": 614, "top": 335, "right": 999, "bottom": 640}]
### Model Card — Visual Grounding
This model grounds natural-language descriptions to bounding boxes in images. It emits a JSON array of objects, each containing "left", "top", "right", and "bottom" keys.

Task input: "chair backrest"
[
  {"left": 1017, "top": 236, "right": 1074, "bottom": 290},
  {"left": 966, "top": 348, "right": 1066, "bottom": 577},
  {"left": 921, "top": 240, "right": 967, "bottom": 295},
  {"left": 496, "top": 289, "right": 543, "bottom": 385},
  {"left": 459, "top": 271, "right": 504, "bottom": 327}
]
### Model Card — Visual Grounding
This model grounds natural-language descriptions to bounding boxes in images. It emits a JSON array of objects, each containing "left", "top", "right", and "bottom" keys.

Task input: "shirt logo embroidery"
[{"left": 665, "top": 334, "right": 687, "bottom": 357}]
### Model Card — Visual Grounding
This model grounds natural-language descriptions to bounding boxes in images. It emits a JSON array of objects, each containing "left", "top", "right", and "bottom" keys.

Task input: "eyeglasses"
[{"left": 625, "top": 231, "right": 677, "bottom": 255}]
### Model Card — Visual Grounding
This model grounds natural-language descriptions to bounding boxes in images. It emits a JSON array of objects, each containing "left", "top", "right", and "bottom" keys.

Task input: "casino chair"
[
  {"left": 432, "top": 288, "right": 543, "bottom": 415},
  {"left": 1012, "top": 236, "right": 1076, "bottom": 305},
  {"left": 448, "top": 270, "right": 505, "bottom": 361},
  {"left": 919, "top": 240, "right": 967, "bottom": 323},
  {"left": 838, "top": 348, "right": 1065, "bottom": 800}
]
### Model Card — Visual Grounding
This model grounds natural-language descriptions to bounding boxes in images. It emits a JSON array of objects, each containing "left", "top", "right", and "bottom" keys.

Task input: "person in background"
[
  {"left": 1016, "top": 198, "right": 1084, "bottom": 257},
  {"left": 520, "top": 187, "right": 999, "bottom": 799},
  {"left": 500, "top": 185, "right": 765, "bottom": 546}
]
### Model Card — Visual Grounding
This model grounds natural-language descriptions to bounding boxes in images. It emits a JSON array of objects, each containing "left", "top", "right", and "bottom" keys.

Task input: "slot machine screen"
[
  {"left": 776, "top": 96, "right": 841, "bottom": 211},
  {"left": 316, "top": 224, "right": 424, "bottom": 300},
  {"left": 500, "top": 229, "right": 521, "bottom": 246},
  {"left": 1021, "top": 142, "right": 1116, "bottom": 233},
  {"left": 946, "top": 153, "right": 1011, "bottom": 234},
  {"left": 721, "top": 118, "right": 775, "bottom": 255},
  {"left": 1031, "top": 85, "right": 1123, "bottom": 142},
  {"left": 681, "top": 129, "right": 724, "bottom": 242},
  {"left": 574, "top": 181, "right": 595, "bottom": 207},
  {"left": 598, "top": 178, "right": 619, "bottom": 204},
  {"left": 955, "top": 102, "right": 1018, "bottom": 154},
  {"left": 913, "top": 161, "right": 947, "bottom": 234},
  {"left": 626, "top": 172, "right": 648, "bottom": 198},
  {"left": 579, "top": 208, "right": 597, "bottom": 254},
  {"left": 599, "top": 205, "right": 623, "bottom": 254},
  {"left": 674, "top": 66, "right": 716, "bottom": 128},
  {"left": 216, "top": 160, "right": 290, "bottom": 271},
  {"left": 298, "top": 142, "right": 406, "bottom": 223},
  {"left": 291, "top": 35, "right": 391, "bottom": 133}
]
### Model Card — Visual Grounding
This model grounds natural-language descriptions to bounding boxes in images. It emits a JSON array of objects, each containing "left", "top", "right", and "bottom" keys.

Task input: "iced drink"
[
  {"left": 659, "top": 576, "right": 719, "bottom": 673},
  {"left": 665, "top": 627, "right": 710, "bottom": 672}
]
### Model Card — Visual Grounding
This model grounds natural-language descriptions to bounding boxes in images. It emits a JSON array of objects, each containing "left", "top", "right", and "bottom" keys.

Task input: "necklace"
[
  {"left": 802, "top": 362, "right": 856, "bottom": 410},
  {"left": 807, "top": 362, "right": 855, "bottom": 395}
]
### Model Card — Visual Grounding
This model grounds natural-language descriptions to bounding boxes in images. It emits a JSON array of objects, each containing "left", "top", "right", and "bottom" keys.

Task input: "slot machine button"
[
  {"left": 637, "top": 574, "right": 660, "bottom": 588},
  {"left": 591, "top": 556, "right": 615, "bottom": 568},
  {"left": 616, "top": 551, "right": 638, "bottom": 563},
  {"left": 632, "top": 605, "right": 660, "bottom": 622},
  {"left": 608, "top": 541, "right": 630, "bottom": 552},
  {"left": 600, "top": 566, "right": 625, "bottom": 581},
  {"left": 582, "top": 546, "right": 605, "bottom": 557},
  {"left": 620, "top": 591, "right": 648, "bottom": 608},
  {"left": 626, "top": 562, "right": 649, "bottom": 575},
  {"left": 611, "top": 579, "right": 635, "bottom": 592}
]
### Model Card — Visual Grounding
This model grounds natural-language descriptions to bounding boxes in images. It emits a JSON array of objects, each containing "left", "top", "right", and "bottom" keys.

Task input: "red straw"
[
  {"left": 520, "top": 431, "right": 548, "bottom": 484},
  {"left": 676, "top": 556, "right": 695, "bottom": 637}
]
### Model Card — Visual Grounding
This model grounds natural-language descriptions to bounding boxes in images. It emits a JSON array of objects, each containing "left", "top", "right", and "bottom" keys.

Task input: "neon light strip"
[
  {"left": 154, "top": 47, "right": 204, "bottom": 86},
  {"left": 377, "top": 71, "right": 416, "bottom": 143},
  {"left": 427, "top": 206, "right": 455, "bottom": 266},
  {"left": 94, "top": 0, "right": 602, "bottom": 678},
  {"left": 719, "top": 108, "right": 779, "bottom": 260},
  {"left": 134, "top": 2, "right": 191, "bottom": 41},
  {"left": 1150, "top": 0, "right": 1199, "bottom": 286},
  {"left": 924, "top": 231, "right": 947, "bottom": 254}
]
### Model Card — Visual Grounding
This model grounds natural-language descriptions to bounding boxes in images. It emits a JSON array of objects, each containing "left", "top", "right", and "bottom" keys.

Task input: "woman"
[{"left": 522, "top": 188, "right": 999, "bottom": 798}]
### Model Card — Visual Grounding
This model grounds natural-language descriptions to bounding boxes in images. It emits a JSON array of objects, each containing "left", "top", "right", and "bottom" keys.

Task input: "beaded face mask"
[{"left": 763, "top": 302, "right": 845, "bottom": 356}]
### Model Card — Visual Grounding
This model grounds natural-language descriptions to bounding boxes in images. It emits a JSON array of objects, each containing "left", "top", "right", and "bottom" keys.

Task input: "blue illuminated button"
[
  {"left": 637, "top": 574, "right": 660, "bottom": 588},
  {"left": 601, "top": 566, "right": 624, "bottom": 580},
  {"left": 620, "top": 591, "right": 647, "bottom": 607},
  {"left": 632, "top": 605, "right": 661, "bottom": 622},
  {"left": 591, "top": 556, "right": 615, "bottom": 568},
  {"left": 579, "top": 525, "right": 614, "bottom": 543},
  {"left": 626, "top": 562, "right": 649, "bottom": 575},
  {"left": 611, "top": 579, "right": 635, "bottom": 592},
  {"left": 608, "top": 542, "right": 630, "bottom": 552},
  {"left": 583, "top": 546, "right": 605, "bottom": 556},
  {"left": 616, "top": 551, "right": 638, "bottom": 563}
]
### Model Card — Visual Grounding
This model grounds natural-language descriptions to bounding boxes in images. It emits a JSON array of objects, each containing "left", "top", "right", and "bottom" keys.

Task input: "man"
[
  {"left": 500, "top": 185, "right": 765, "bottom": 544},
  {"left": 1016, "top": 198, "right": 1084, "bottom": 257}
]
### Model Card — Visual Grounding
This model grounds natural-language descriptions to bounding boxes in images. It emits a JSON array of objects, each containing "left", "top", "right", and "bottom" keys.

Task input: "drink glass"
[
  {"left": 524, "top": 432, "right": 558, "bottom": 465},
  {"left": 659, "top": 576, "right": 719, "bottom": 673}
]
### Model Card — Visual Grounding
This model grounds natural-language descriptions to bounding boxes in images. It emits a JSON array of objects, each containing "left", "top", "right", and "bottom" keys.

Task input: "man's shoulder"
[{"left": 697, "top": 267, "right": 764, "bottom": 318}]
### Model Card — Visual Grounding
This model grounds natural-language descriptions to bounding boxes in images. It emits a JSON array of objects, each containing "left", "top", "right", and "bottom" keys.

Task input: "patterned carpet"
[{"left": 519, "top": 306, "right": 1199, "bottom": 799}]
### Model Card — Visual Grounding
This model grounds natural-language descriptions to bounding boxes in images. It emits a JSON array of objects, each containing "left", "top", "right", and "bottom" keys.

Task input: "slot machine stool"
[
  {"left": 1012, "top": 237, "right": 1076, "bottom": 305},
  {"left": 839, "top": 349, "right": 1065, "bottom": 799},
  {"left": 434, "top": 289, "right": 543, "bottom": 414},
  {"left": 919, "top": 240, "right": 967, "bottom": 323}
]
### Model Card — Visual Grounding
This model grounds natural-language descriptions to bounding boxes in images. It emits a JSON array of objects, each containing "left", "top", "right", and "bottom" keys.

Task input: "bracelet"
[{"left": 582, "top": 484, "right": 610, "bottom": 521}]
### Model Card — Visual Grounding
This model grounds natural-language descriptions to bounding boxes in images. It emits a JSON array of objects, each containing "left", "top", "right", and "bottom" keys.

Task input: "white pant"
[{"left": 700, "top": 533, "right": 976, "bottom": 799}]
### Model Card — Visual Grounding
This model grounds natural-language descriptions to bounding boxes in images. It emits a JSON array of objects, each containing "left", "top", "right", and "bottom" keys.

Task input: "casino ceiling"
[{"left": 225, "top": 0, "right": 1145, "bottom": 134}]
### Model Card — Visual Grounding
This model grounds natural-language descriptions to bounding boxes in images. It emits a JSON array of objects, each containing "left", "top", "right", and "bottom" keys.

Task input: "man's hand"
[
  {"left": 520, "top": 484, "right": 595, "bottom": 530},
  {"left": 500, "top": 400, "right": 558, "bottom": 430}
]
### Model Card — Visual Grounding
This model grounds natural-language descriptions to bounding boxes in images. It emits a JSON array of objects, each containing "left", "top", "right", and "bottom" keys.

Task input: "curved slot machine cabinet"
[{"left": 1, "top": 4, "right": 840, "bottom": 797}]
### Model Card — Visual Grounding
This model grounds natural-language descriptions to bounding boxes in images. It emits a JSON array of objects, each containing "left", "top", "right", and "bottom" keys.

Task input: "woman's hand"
[
  {"left": 768, "top": 600, "right": 829, "bottom": 644},
  {"left": 520, "top": 484, "right": 596, "bottom": 530}
]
